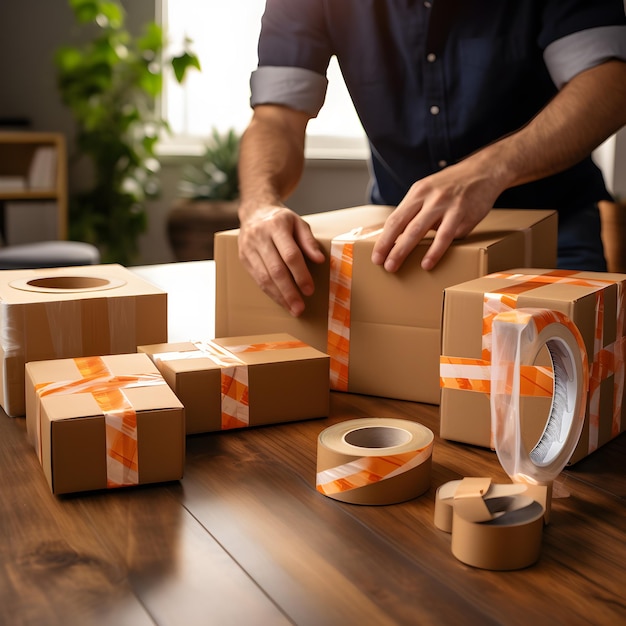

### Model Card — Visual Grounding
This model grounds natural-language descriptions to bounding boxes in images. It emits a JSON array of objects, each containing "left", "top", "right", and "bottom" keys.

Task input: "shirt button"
[
  {"left": 424, "top": 1, "right": 432, "bottom": 7},
  {"left": 430, "top": 105, "right": 440, "bottom": 115},
  {"left": 427, "top": 53, "right": 436, "bottom": 63},
  {"left": 438, "top": 160, "right": 448, "bottom": 168}
]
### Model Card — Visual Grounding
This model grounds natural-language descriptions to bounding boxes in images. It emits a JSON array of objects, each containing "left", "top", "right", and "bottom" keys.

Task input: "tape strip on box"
[
  {"left": 152, "top": 338, "right": 310, "bottom": 429},
  {"left": 35, "top": 356, "right": 165, "bottom": 488},
  {"left": 327, "top": 226, "right": 383, "bottom": 391},
  {"left": 440, "top": 270, "right": 625, "bottom": 454}
]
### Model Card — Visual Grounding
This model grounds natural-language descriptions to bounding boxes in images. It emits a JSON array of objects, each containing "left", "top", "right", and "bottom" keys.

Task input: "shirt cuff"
[
  {"left": 544, "top": 25, "right": 626, "bottom": 89},
  {"left": 250, "top": 66, "right": 328, "bottom": 117}
]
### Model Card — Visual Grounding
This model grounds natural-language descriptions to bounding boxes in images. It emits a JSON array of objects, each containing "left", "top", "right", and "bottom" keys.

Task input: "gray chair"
[{"left": 0, "top": 240, "right": 100, "bottom": 269}]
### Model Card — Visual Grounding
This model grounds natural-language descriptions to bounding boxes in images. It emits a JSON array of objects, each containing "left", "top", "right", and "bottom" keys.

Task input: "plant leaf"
[{"left": 171, "top": 52, "right": 201, "bottom": 83}]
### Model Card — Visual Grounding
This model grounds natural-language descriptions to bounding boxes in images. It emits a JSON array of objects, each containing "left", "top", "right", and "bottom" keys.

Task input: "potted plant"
[
  {"left": 55, "top": 0, "right": 200, "bottom": 265},
  {"left": 167, "top": 128, "right": 241, "bottom": 261}
]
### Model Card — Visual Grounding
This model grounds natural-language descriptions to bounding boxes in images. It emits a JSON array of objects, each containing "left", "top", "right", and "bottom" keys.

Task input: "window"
[{"left": 160, "top": 0, "right": 367, "bottom": 158}]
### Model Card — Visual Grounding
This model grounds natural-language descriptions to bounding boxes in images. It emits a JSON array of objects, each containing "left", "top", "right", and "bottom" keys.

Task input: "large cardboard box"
[
  {"left": 215, "top": 206, "right": 557, "bottom": 404},
  {"left": 0, "top": 264, "right": 167, "bottom": 417},
  {"left": 25, "top": 353, "right": 185, "bottom": 495},
  {"left": 139, "top": 333, "right": 330, "bottom": 434},
  {"left": 440, "top": 269, "right": 626, "bottom": 463}
]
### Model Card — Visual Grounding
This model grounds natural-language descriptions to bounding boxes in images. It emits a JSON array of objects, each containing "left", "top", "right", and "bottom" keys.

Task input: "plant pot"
[
  {"left": 167, "top": 199, "right": 239, "bottom": 261},
  {"left": 599, "top": 200, "right": 626, "bottom": 273}
]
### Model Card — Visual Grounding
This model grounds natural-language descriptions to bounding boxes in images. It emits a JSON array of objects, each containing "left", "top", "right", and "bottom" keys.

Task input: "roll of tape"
[
  {"left": 451, "top": 492, "right": 544, "bottom": 571},
  {"left": 490, "top": 308, "right": 589, "bottom": 485},
  {"left": 433, "top": 477, "right": 528, "bottom": 532},
  {"left": 316, "top": 418, "right": 434, "bottom": 505},
  {"left": 434, "top": 478, "right": 545, "bottom": 570}
]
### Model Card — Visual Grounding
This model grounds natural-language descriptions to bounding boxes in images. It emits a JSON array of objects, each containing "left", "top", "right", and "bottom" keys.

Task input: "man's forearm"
[
  {"left": 238, "top": 106, "right": 310, "bottom": 222},
  {"left": 477, "top": 60, "right": 626, "bottom": 192}
]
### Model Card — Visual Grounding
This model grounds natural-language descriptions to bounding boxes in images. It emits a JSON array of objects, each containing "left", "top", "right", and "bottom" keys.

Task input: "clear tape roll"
[
  {"left": 490, "top": 308, "right": 589, "bottom": 485},
  {"left": 316, "top": 417, "right": 434, "bottom": 505}
]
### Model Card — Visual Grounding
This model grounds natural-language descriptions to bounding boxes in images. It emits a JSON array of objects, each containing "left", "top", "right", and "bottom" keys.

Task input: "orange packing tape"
[
  {"left": 439, "top": 356, "right": 554, "bottom": 396},
  {"left": 152, "top": 339, "right": 309, "bottom": 430},
  {"left": 188, "top": 340, "right": 249, "bottom": 429},
  {"left": 440, "top": 269, "right": 625, "bottom": 454},
  {"left": 316, "top": 418, "right": 434, "bottom": 505},
  {"left": 226, "top": 339, "right": 308, "bottom": 353},
  {"left": 327, "top": 225, "right": 383, "bottom": 391},
  {"left": 588, "top": 289, "right": 626, "bottom": 446},
  {"left": 35, "top": 356, "right": 165, "bottom": 488},
  {"left": 316, "top": 450, "right": 425, "bottom": 495},
  {"left": 484, "top": 271, "right": 624, "bottom": 454}
]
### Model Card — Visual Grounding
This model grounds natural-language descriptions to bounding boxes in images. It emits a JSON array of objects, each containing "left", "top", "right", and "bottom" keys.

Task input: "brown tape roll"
[
  {"left": 435, "top": 478, "right": 545, "bottom": 570},
  {"left": 316, "top": 418, "right": 434, "bottom": 505},
  {"left": 451, "top": 497, "right": 544, "bottom": 570}
]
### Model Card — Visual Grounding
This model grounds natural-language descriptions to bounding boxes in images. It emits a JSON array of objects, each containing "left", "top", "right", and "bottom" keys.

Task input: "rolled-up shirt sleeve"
[
  {"left": 545, "top": 25, "right": 626, "bottom": 89},
  {"left": 250, "top": 66, "right": 328, "bottom": 117},
  {"left": 248, "top": 0, "right": 332, "bottom": 116}
]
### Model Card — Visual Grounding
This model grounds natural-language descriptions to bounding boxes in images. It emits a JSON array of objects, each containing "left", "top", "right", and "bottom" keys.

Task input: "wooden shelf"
[{"left": 0, "top": 131, "right": 68, "bottom": 240}]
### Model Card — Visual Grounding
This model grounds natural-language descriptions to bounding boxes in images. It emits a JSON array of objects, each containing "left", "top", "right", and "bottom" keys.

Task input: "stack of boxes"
[
  {"left": 6, "top": 264, "right": 329, "bottom": 495},
  {"left": 6, "top": 205, "right": 625, "bottom": 495},
  {"left": 215, "top": 205, "right": 558, "bottom": 404}
]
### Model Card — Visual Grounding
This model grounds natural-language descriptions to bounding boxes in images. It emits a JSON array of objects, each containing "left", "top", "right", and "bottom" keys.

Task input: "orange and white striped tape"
[
  {"left": 35, "top": 356, "right": 165, "bottom": 488},
  {"left": 316, "top": 446, "right": 432, "bottom": 496},
  {"left": 327, "top": 225, "right": 383, "bottom": 390},
  {"left": 440, "top": 356, "right": 554, "bottom": 397},
  {"left": 152, "top": 339, "right": 309, "bottom": 430},
  {"left": 316, "top": 418, "right": 434, "bottom": 504},
  {"left": 440, "top": 270, "right": 625, "bottom": 454}
]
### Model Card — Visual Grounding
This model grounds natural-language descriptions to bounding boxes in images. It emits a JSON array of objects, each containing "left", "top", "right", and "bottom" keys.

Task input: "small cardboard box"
[
  {"left": 0, "top": 264, "right": 168, "bottom": 417},
  {"left": 139, "top": 333, "right": 330, "bottom": 434},
  {"left": 440, "top": 269, "right": 626, "bottom": 463},
  {"left": 215, "top": 206, "right": 557, "bottom": 404},
  {"left": 25, "top": 352, "right": 185, "bottom": 495}
]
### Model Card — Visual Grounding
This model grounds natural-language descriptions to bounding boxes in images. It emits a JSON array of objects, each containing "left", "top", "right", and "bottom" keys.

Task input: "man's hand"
[
  {"left": 238, "top": 204, "right": 325, "bottom": 317},
  {"left": 372, "top": 60, "right": 626, "bottom": 273},
  {"left": 371, "top": 156, "right": 503, "bottom": 272}
]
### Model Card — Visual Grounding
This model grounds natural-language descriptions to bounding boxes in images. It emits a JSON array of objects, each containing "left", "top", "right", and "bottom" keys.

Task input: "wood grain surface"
[
  {"left": 1, "top": 261, "right": 624, "bottom": 625},
  {"left": 1, "top": 391, "right": 625, "bottom": 626}
]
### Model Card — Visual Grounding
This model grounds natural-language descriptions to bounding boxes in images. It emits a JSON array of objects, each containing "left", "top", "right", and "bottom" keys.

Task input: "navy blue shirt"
[{"left": 251, "top": 0, "right": 626, "bottom": 214}]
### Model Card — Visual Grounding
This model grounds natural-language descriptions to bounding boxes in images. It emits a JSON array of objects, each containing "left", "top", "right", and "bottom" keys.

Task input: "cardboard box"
[
  {"left": 25, "top": 353, "right": 185, "bottom": 495},
  {"left": 139, "top": 333, "right": 330, "bottom": 434},
  {"left": 440, "top": 269, "right": 626, "bottom": 463},
  {"left": 215, "top": 206, "right": 557, "bottom": 404},
  {"left": 0, "top": 264, "right": 167, "bottom": 417}
]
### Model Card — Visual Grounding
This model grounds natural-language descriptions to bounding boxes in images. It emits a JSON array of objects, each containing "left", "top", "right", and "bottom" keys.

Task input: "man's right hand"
[{"left": 238, "top": 204, "right": 325, "bottom": 317}]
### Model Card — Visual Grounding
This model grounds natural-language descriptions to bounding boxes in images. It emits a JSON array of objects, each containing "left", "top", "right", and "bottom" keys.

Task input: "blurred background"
[{"left": 0, "top": 0, "right": 623, "bottom": 266}]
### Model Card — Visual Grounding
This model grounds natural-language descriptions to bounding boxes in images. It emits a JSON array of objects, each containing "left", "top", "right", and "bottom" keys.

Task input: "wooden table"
[{"left": 1, "top": 261, "right": 624, "bottom": 625}]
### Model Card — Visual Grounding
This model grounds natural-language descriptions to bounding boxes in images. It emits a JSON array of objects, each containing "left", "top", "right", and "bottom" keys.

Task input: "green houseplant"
[
  {"left": 56, "top": 0, "right": 200, "bottom": 265},
  {"left": 168, "top": 128, "right": 241, "bottom": 261}
]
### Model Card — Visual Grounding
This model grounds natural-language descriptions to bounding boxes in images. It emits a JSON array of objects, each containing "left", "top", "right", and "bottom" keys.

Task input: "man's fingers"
[
  {"left": 371, "top": 208, "right": 415, "bottom": 266},
  {"left": 238, "top": 209, "right": 324, "bottom": 317},
  {"left": 239, "top": 224, "right": 306, "bottom": 316},
  {"left": 420, "top": 224, "right": 457, "bottom": 270},
  {"left": 294, "top": 218, "right": 325, "bottom": 264},
  {"left": 271, "top": 228, "right": 315, "bottom": 303}
]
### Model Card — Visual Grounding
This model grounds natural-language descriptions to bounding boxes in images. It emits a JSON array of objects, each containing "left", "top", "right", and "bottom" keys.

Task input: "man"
[{"left": 237, "top": 0, "right": 626, "bottom": 317}]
